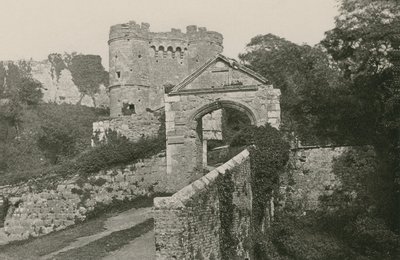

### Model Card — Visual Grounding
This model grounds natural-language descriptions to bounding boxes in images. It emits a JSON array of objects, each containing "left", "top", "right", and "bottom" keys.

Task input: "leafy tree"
[
  {"left": 68, "top": 55, "right": 109, "bottom": 98},
  {"left": 320, "top": 0, "right": 400, "bottom": 229},
  {"left": 239, "top": 34, "right": 346, "bottom": 145}
]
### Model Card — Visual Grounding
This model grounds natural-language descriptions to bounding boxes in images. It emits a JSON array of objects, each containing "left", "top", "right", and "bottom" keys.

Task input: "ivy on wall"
[
  {"left": 229, "top": 123, "right": 290, "bottom": 257},
  {"left": 217, "top": 170, "right": 235, "bottom": 260},
  {"left": 48, "top": 53, "right": 69, "bottom": 82}
]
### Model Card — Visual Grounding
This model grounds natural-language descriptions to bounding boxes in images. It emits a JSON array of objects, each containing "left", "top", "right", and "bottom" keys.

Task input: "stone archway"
[
  {"left": 189, "top": 100, "right": 258, "bottom": 169},
  {"left": 162, "top": 54, "right": 281, "bottom": 191},
  {"left": 189, "top": 99, "right": 258, "bottom": 126}
]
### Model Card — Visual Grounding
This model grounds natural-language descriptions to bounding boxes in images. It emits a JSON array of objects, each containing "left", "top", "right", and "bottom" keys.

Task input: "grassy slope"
[{"left": 0, "top": 103, "right": 108, "bottom": 185}]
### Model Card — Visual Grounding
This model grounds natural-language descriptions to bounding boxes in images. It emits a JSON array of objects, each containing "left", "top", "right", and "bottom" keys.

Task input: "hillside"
[{"left": 0, "top": 54, "right": 110, "bottom": 182}]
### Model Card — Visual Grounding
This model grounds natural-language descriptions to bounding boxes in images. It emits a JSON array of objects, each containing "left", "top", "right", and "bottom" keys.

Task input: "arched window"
[
  {"left": 158, "top": 46, "right": 167, "bottom": 58},
  {"left": 167, "top": 46, "right": 174, "bottom": 58},
  {"left": 176, "top": 47, "right": 182, "bottom": 59}
]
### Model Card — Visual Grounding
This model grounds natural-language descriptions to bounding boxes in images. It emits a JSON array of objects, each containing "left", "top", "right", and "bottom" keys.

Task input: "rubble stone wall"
[
  {"left": 153, "top": 149, "right": 252, "bottom": 260},
  {"left": 0, "top": 152, "right": 166, "bottom": 242},
  {"left": 92, "top": 111, "right": 161, "bottom": 145},
  {"left": 281, "top": 146, "right": 351, "bottom": 211}
]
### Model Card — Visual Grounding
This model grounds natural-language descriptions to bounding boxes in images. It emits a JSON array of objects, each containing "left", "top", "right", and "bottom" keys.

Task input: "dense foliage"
[
  {"left": 69, "top": 55, "right": 109, "bottom": 97},
  {"left": 239, "top": 35, "right": 346, "bottom": 145},
  {"left": 239, "top": 1, "right": 400, "bottom": 258},
  {"left": 1, "top": 128, "right": 165, "bottom": 186},
  {"left": 0, "top": 103, "right": 108, "bottom": 183},
  {"left": 36, "top": 104, "right": 109, "bottom": 164},
  {"left": 230, "top": 123, "right": 290, "bottom": 258}
]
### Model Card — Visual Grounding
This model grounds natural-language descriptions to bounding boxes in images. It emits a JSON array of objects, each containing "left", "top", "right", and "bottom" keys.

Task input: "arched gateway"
[{"left": 165, "top": 54, "right": 281, "bottom": 188}]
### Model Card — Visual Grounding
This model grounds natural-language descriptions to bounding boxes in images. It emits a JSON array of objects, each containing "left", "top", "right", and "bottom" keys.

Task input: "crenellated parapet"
[{"left": 109, "top": 21, "right": 223, "bottom": 47}]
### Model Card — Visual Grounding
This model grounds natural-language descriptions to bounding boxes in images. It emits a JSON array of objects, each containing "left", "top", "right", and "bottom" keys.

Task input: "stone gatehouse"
[{"left": 93, "top": 21, "right": 281, "bottom": 190}]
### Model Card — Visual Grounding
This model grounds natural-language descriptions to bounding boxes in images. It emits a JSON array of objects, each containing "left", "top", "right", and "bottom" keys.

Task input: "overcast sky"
[{"left": 0, "top": 0, "right": 338, "bottom": 69}]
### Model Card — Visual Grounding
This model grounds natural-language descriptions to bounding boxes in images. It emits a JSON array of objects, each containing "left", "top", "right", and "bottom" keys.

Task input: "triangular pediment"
[{"left": 170, "top": 54, "right": 268, "bottom": 94}]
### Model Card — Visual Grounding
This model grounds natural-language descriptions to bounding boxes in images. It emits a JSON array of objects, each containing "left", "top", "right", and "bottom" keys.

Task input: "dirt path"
[
  {"left": 101, "top": 230, "right": 155, "bottom": 260},
  {"left": 0, "top": 206, "right": 155, "bottom": 260},
  {"left": 41, "top": 207, "right": 153, "bottom": 259}
]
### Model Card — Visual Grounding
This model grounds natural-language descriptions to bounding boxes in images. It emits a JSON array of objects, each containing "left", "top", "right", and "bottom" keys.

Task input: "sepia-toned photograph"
[{"left": 0, "top": 0, "right": 399, "bottom": 259}]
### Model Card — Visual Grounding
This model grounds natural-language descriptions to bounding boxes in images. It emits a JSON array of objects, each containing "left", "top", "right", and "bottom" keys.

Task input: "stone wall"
[
  {"left": 153, "top": 149, "right": 253, "bottom": 260},
  {"left": 0, "top": 152, "right": 166, "bottom": 242},
  {"left": 281, "top": 146, "right": 352, "bottom": 212},
  {"left": 92, "top": 110, "right": 162, "bottom": 145}
]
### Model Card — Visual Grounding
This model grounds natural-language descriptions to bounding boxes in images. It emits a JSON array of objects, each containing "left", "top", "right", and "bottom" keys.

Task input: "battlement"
[{"left": 109, "top": 21, "right": 223, "bottom": 46}]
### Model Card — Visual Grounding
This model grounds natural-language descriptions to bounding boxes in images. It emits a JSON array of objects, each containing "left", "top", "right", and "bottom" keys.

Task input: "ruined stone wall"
[
  {"left": 154, "top": 149, "right": 252, "bottom": 260},
  {"left": 0, "top": 152, "right": 166, "bottom": 242},
  {"left": 281, "top": 146, "right": 351, "bottom": 212},
  {"left": 92, "top": 110, "right": 161, "bottom": 145},
  {"left": 2, "top": 59, "right": 109, "bottom": 108}
]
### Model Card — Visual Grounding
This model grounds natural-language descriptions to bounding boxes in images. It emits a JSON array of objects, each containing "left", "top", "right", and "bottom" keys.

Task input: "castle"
[{"left": 94, "top": 21, "right": 281, "bottom": 190}]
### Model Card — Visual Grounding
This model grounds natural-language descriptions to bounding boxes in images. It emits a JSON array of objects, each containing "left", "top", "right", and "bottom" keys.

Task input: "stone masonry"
[
  {"left": 164, "top": 55, "right": 280, "bottom": 189},
  {"left": 280, "top": 146, "right": 350, "bottom": 212},
  {"left": 92, "top": 110, "right": 162, "bottom": 145},
  {"left": 0, "top": 152, "right": 166, "bottom": 242},
  {"left": 153, "top": 149, "right": 253, "bottom": 260}
]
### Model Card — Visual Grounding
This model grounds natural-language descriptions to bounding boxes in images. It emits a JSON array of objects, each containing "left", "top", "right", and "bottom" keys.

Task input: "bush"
[{"left": 36, "top": 103, "right": 109, "bottom": 164}]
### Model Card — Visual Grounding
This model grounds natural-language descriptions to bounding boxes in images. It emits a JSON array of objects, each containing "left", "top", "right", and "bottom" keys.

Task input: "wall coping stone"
[{"left": 154, "top": 148, "right": 249, "bottom": 209}]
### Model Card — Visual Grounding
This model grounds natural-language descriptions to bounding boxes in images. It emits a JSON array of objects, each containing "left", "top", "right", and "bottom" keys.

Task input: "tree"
[
  {"left": 321, "top": 0, "right": 400, "bottom": 229},
  {"left": 68, "top": 55, "right": 109, "bottom": 101},
  {"left": 239, "top": 34, "right": 346, "bottom": 145},
  {"left": 0, "top": 62, "right": 43, "bottom": 137}
]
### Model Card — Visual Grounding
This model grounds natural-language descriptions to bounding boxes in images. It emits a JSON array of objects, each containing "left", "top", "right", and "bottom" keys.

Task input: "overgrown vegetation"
[
  {"left": 229, "top": 124, "right": 290, "bottom": 259},
  {"left": 0, "top": 103, "right": 108, "bottom": 184},
  {"left": 239, "top": 0, "right": 400, "bottom": 259},
  {"left": 217, "top": 170, "right": 235, "bottom": 259}
]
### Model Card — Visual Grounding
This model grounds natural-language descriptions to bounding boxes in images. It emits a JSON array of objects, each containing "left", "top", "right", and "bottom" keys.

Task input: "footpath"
[{"left": 0, "top": 206, "right": 155, "bottom": 260}]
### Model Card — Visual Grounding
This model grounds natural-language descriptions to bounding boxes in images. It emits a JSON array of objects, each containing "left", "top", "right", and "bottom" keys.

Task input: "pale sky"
[{"left": 0, "top": 0, "right": 339, "bottom": 69}]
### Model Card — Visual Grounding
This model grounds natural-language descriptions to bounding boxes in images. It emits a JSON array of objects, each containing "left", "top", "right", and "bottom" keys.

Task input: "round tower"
[
  {"left": 108, "top": 21, "right": 153, "bottom": 117},
  {"left": 107, "top": 21, "right": 224, "bottom": 117}
]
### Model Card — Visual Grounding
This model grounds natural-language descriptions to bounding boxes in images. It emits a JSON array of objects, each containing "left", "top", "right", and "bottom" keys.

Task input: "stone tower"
[{"left": 108, "top": 21, "right": 223, "bottom": 117}]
